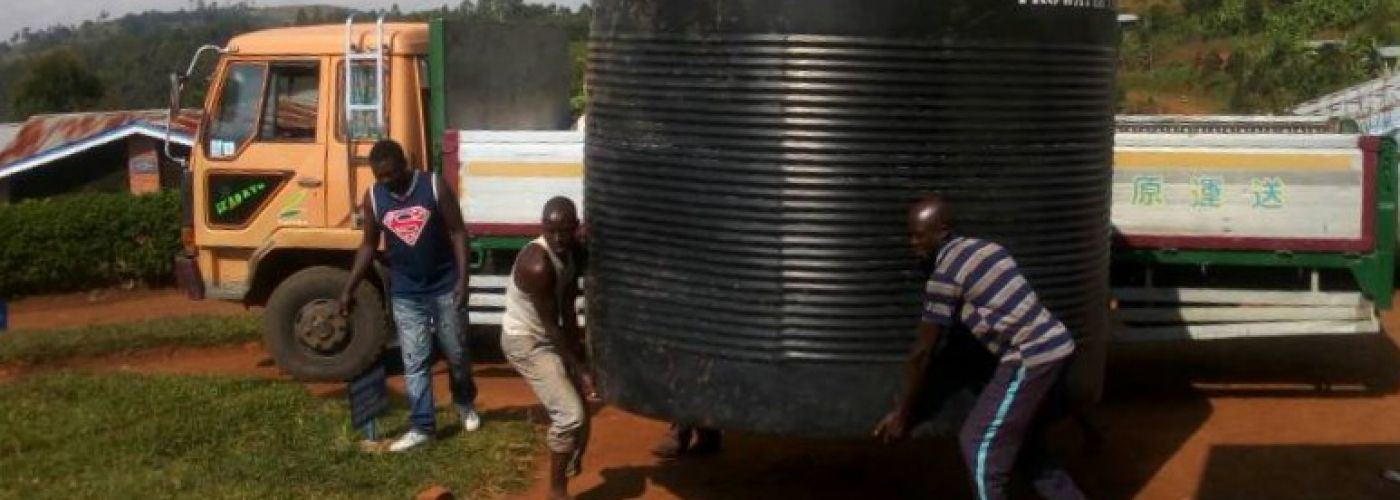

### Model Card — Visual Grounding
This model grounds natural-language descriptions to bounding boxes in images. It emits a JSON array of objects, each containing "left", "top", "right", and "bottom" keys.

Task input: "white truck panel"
[
  {"left": 457, "top": 130, "right": 585, "bottom": 225},
  {"left": 1111, "top": 134, "right": 1368, "bottom": 245}
]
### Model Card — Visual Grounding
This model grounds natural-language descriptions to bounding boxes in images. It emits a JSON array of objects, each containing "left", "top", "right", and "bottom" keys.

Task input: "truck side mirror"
[
  {"left": 166, "top": 72, "right": 188, "bottom": 167},
  {"left": 165, "top": 44, "right": 228, "bottom": 169}
]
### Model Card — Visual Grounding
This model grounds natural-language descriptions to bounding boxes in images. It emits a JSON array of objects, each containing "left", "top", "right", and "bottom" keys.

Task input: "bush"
[{"left": 0, "top": 190, "right": 180, "bottom": 299}]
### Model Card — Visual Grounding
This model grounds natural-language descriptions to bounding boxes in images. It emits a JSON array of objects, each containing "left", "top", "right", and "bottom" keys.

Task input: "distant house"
[{"left": 0, "top": 110, "right": 201, "bottom": 203}]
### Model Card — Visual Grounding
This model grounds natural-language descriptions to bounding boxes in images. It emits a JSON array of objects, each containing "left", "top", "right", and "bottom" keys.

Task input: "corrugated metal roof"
[
  {"left": 0, "top": 109, "right": 200, "bottom": 166},
  {"left": 1293, "top": 73, "right": 1400, "bottom": 135},
  {"left": 0, "top": 109, "right": 201, "bottom": 181}
]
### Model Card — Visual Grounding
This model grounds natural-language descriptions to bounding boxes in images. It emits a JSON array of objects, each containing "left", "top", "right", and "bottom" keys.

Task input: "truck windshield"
[{"left": 207, "top": 63, "right": 267, "bottom": 158}]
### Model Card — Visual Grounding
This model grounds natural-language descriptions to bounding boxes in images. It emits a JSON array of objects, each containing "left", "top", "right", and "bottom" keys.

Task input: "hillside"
[
  {"left": 1117, "top": 0, "right": 1400, "bottom": 114},
  {"left": 0, "top": 4, "right": 355, "bottom": 120},
  {"left": 0, "top": 0, "right": 1395, "bottom": 121},
  {"left": 0, "top": 1, "right": 588, "bottom": 121}
]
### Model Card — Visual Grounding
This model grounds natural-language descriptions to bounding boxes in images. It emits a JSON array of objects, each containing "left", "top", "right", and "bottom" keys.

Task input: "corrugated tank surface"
[{"left": 586, "top": 0, "right": 1117, "bottom": 436}]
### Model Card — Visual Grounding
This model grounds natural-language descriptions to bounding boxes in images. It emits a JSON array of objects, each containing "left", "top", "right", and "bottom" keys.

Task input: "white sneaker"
[
  {"left": 462, "top": 408, "right": 482, "bottom": 432},
  {"left": 388, "top": 429, "right": 432, "bottom": 452}
]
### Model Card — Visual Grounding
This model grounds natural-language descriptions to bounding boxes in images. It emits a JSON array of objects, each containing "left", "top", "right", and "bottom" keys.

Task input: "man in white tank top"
[{"left": 500, "top": 196, "right": 593, "bottom": 500}]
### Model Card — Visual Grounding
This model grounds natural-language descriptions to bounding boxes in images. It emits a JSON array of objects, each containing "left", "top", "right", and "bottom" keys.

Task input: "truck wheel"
[{"left": 262, "top": 266, "right": 388, "bottom": 382}]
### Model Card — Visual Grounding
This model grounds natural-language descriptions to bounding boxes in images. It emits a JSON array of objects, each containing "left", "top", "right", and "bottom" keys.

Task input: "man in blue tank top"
[{"left": 340, "top": 139, "right": 478, "bottom": 452}]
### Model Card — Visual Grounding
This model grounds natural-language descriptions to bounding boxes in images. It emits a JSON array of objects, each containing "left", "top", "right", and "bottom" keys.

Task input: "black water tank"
[{"left": 585, "top": 0, "right": 1116, "bottom": 436}]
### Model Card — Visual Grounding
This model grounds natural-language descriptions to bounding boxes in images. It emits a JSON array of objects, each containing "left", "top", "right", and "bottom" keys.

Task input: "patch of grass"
[
  {"left": 0, "top": 315, "right": 259, "bottom": 365},
  {"left": 0, "top": 372, "right": 537, "bottom": 499}
]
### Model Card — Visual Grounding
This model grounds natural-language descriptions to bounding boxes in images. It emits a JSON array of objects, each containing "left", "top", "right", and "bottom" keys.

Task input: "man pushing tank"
[
  {"left": 874, "top": 196, "right": 1087, "bottom": 500},
  {"left": 501, "top": 196, "right": 594, "bottom": 500}
]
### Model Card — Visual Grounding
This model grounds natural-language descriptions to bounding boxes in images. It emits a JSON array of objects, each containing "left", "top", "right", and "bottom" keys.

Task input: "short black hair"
[
  {"left": 910, "top": 194, "right": 954, "bottom": 227},
  {"left": 368, "top": 139, "right": 407, "bottom": 171},
  {"left": 543, "top": 196, "right": 578, "bottom": 221}
]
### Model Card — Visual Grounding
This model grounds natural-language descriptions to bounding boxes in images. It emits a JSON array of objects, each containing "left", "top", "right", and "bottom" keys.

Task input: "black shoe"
[
  {"left": 651, "top": 426, "right": 693, "bottom": 459},
  {"left": 689, "top": 428, "right": 722, "bottom": 455}
]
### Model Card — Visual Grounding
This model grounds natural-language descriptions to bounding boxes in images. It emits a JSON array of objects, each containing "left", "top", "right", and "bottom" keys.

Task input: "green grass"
[
  {"left": 0, "top": 315, "right": 260, "bottom": 365},
  {"left": 0, "top": 372, "right": 538, "bottom": 499}
]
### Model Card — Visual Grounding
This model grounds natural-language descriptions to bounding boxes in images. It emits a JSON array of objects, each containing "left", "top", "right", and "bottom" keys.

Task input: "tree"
[{"left": 11, "top": 50, "right": 105, "bottom": 118}]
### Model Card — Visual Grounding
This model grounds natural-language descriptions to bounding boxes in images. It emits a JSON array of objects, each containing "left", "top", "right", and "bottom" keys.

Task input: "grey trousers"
[{"left": 501, "top": 333, "right": 588, "bottom": 453}]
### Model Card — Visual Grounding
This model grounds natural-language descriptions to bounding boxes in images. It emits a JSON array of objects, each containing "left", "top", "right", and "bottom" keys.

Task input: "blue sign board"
[{"left": 347, "top": 361, "right": 389, "bottom": 436}]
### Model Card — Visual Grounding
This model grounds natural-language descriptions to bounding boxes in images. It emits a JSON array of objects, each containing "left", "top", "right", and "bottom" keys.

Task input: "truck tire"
[{"left": 262, "top": 266, "right": 388, "bottom": 382}]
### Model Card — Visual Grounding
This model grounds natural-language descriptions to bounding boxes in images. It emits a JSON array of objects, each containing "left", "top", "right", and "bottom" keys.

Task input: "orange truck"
[
  {"left": 169, "top": 18, "right": 1396, "bottom": 383},
  {"left": 168, "top": 18, "right": 579, "bottom": 381}
]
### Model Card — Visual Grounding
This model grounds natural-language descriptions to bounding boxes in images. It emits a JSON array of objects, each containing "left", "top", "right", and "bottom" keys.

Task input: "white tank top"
[{"left": 502, "top": 237, "right": 575, "bottom": 338}]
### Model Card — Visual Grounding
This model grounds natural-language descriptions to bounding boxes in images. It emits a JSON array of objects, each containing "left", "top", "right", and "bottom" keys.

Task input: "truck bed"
[
  {"left": 449, "top": 123, "right": 1395, "bottom": 335},
  {"left": 450, "top": 128, "right": 1385, "bottom": 249},
  {"left": 448, "top": 129, "right": 584, "bottom": 237}
]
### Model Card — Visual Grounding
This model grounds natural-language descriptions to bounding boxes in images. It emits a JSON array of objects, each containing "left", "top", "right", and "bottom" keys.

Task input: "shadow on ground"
[
  {"left": 1197, "top": 444, "right": 1400, "bottom": 500},
  {"left": 569, "top": 326, "right": 1400, "bottom": 499}
]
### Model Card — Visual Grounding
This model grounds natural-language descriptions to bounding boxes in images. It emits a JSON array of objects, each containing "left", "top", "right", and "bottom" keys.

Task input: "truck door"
[{"left": 197, "top": 58, "right": 329, "bottom": 256}]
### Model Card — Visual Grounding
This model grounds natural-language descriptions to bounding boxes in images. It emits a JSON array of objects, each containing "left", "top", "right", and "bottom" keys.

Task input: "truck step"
[
  {"left": 467, "top": 274, "right": 584, "bottom": 326},
  {"left": 1117, "top": 305, "right": 1372, "bottom": 323},
  {"left": 1112, "top": 287, "right": 1381, "bottom": 342},
  {"left": 1111, "top": 288, "right": 1367, "bottom": 307}
]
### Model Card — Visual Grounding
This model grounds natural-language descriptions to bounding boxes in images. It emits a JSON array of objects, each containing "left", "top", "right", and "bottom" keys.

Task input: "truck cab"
[
  {"left": 192, "top": 22, "right": 431, "bottom": 298},
  {"left": 173, "top": 18, "right": 577, "bottom": 382},
  {"left": 177, "top": 21, "right": 433, "bottom": 380}
]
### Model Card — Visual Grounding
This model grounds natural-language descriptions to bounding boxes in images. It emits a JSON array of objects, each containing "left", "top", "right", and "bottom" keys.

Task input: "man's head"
[
  {"left": 542, "top": 196, "right": 580, "bottom": 253},
  {"left": 369, "top": 139, "right": 411, "bottom": 192},
  {"left": 908, "top": 195, "right": 954, "bottom": 259}
]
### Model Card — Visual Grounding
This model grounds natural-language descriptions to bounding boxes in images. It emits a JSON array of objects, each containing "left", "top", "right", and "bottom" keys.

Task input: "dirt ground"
[
  {"left": 4, "top": 288, "right": 246, "bottom": 330},
  {"left": 6, "top": 290, "right": 1400, "bottom": 499}
]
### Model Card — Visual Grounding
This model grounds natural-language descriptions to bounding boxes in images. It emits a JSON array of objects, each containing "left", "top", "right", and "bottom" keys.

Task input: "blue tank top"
[{"left": 370, "top": 171, "right": 458, "bottom": 297}]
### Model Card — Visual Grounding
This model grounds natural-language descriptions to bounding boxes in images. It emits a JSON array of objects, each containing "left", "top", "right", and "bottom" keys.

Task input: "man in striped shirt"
[{"left": 875, "top": 196, "right": 1086, "bottom": 500}]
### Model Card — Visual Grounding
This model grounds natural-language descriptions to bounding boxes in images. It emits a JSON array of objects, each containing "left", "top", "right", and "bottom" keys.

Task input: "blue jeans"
[{"left": 391, "top": 292, "right": 477, "bottom": 434}]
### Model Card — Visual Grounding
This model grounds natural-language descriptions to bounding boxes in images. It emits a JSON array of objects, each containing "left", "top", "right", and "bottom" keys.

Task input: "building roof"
[
  {"left": 0, "top": 109, "right": 201, "bottom": 182},
  {"left": 0, "top": 123, "right": 20, "bottom": 154},
  {"left": 227, "top": 22, "right": 428, "bottom": 56},
  {"left": 1293, "top": 72, "right": 1400, "bottom": 135}
]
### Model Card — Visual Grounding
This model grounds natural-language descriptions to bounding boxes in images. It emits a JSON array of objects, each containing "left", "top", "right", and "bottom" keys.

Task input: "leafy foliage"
[
  {"left": 1120, "top": 0, "right": 1400, "bottom": 113},
  {"left": 0, "top": 190, "right": 181, "bottom": 299},
  {"left": 0, "top": 2, "right": 591, "bottom": 121},
  {"left": 5, "top": 1, "right": 1385, "bottom": 119},
  {"left": 0, "top": 4, "right": 271, "bottom": 120},
  {"left": 10, "top": 49, "right": 104, "bottom": 117}
]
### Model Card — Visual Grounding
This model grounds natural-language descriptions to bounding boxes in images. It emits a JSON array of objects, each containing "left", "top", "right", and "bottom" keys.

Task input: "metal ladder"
[
  {"left": 343, "top": 14, "right": 386, "bottom": 226},
  {"left": 344, "top": 14, "right": 386, "bottom": 140}
]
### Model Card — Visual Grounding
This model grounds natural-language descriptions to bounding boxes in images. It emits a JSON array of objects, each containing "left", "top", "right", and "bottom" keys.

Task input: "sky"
[{"left": 2, "top": 0, "right": 589, "bottom": 43}]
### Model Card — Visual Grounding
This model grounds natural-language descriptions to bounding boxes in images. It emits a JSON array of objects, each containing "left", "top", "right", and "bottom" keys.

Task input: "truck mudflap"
[{"left": 173, "top": 253, "right": 205, "bottom": 300}]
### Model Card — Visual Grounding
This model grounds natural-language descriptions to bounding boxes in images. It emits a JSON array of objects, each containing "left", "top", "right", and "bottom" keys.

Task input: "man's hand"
[
  {"left": 873, "top": 407, "right": 910, "bottom": 444},
  {"left": 576, "top": 370, "right": 599, "bottom": 402},
  {"left": 338, "top": 290, "right": 355, "bottom": 317},
  {"left": 452, "top": 280, "right": 469, "bottom": 310}
]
